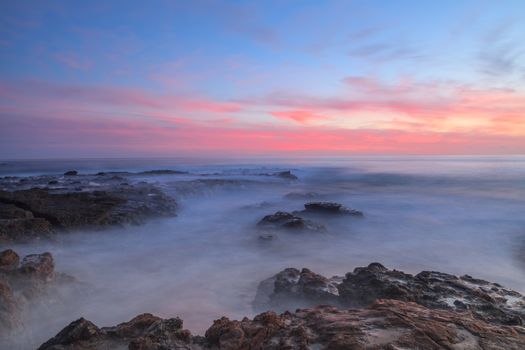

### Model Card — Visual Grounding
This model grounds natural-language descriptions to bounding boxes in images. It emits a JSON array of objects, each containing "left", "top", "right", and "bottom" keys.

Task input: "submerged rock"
[
  {"left": 139, "top": 169, "right": 189, "bottom": 175},
  {"left": 257, "top": 211, "right": 325, "bottom": 232},
  {"left": 63, "top": 170, "right": 78, "bottom": 176},
  {"left": 303, "top": 201, "right": 363, "bottom": 216},
  {"left": 275, "top": 170, "right": 298, "bottom": 180}
]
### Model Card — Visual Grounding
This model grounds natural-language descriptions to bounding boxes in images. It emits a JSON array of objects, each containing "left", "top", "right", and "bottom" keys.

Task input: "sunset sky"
[{"left": 1, "top": 0, "right": 524, "bottom": 158}]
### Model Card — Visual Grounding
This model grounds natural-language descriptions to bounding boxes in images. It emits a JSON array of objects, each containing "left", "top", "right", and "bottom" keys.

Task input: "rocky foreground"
[
  {"left": 29, "top": 259, "right": 525, "bottom": 349},
  {"left": 0, "top": 249, "right": 86, "bottom": 348},
  {"left": 0, "top": 171, "right": 178, "bottom": 243}
]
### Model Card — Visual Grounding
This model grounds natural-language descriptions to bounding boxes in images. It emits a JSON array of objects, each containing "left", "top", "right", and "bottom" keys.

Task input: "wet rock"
[
  {"left": 41, "top": 300, "right": 525, "bottom": 349},
  {"left": 211, "top": 300, "right": 525, "bottom": 349},
  {"left": 19, "top": 252, "right": 55, "bottom": 280},
  {"left": 253, "top": 267, "right": 342, "bottom": 312},
  {"left": 48, "top": 180, "right": 59, "bottom": 185},
  {"left": 63, "top": 170, "right": 78, "bottom": 176},
  {"left": 255, "top": 263, "right": 525, "bottom": 326},
  {"left": 39, "top": 314, "right": 194, "bottom": 350},
  {"left": 0, "top": 217, "right": 55, "bottom": 242},
  {"left": 38, "top": 318, "right": 101, "bottom": 349},
  {"left": 303, "top": 201, "right": 363, "bottom": 216},
  {"left": 0, "top": 249, "right": 20, "bottom": 271},
  {"left": 0, "top": 202, "right": 33, "bottom": 219},
  {"left": 0, "top": 250, "right": 82, "bottom": 349},
  {"left": 0, "top": 182, "right": 177, "bottom": 243},
  {"left": 257, "top": 211, "right": 325, "bottom": 232},
  {"left": 275, "top": 170, "right": 298, "bottom": 180},
  {"left": 140, "top": 169, "right": 188, "bottom": 175}
]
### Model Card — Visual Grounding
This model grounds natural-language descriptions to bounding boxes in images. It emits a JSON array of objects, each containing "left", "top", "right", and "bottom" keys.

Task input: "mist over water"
[{"left": 3, "top": 156, "right": 525, "bottom": 348}]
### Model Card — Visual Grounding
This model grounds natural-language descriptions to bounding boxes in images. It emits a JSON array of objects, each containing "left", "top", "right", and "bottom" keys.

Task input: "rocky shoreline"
[
  {"left": 2, "top": 170, "right": 525, "bottom": 349},
  {"left": 2, "top": 248, "right": 524, "bottom": 349},
  {"left": 32, "top": 258, "right": 525, "bottom": 349},
  {"left": 0, "top": 171, "right": 178, "bottom": 243}
]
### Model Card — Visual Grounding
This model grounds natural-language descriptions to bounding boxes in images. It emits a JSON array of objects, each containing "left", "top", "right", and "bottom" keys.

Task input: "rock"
[
  {"left": 19, "top": 252, "right": 54, "bottom": 280},
  {"left": 275, "top": 170, "right": 298, "bottom": 180},
  {"left": 48, "top": 180, "right": 59, "bottom": 185},
  {"left": 0, "top": 183, "right": 177, "bottom": 243},
  {"left": 40, "top": 300, "right": 525, "bottom": 349},
  {"left": 38, "top": 318, "right": 101, "bottom": 349},
  {"left": 140, "top": 169, "right": 188, "bottom": 175},
  {"left": 0, "top": 217, "right": 55, "bottom": 243},
  {"left": 303, "top": 201, "right": 363, "bottom": 216},
  {"left": 0, "top": 250, "right": 82, "bottom": 349},
  {"left": 38, "top": 314, "right": 194, "bottom": 350},
  {"left": 207, "top": 300, "right": 525, "bottom": 350},
  {"left": 0, "top": 202, "right": 33, "bottom": 219},
  {"left": 255, "top": 263, "right": 525, "bottom": 326},
  {"left": 253, "top": 268, "right": 342, "bottom": 312},
  {"left": 0, "top": 249, "right": 20, "bottom": 271},
  {"left": 0, "top": 276, "right": 23, "bottom": 341},
  {"left": 63, "top": 170, "right": 78, "bottom": 176},
  {"left": 257, "top": 211, "right": 325, "bottom": 232}
]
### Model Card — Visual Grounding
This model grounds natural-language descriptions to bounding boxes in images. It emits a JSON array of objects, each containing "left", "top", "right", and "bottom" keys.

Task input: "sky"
[{"left": 1, "top": 0, "right": 524, "bottom": 158}]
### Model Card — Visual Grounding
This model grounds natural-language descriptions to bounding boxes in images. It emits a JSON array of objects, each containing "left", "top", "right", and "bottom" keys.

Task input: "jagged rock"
[
  {"left": 253, "top": 268, "right": 342, "bottom": 312},
  {"left": 38, "top": 314, "right": 194, "bottom": 350},
  {"left": 255, "top": 263, "right": 525, "bottom": 326},
  {"left": 207, "top": 300, "right": 525, "bottom": 349},
  {"left": 0, "top": 249, "right": 19, "bottom": 271},
  {"left": 303, "top": 202, "right": 363, "bottom": 216},
  {"left": 19, "top": 252, "right": 55, "bottom": 280},
  {"left": 39, "top": 318, "right": 101, "bottom": 349},
  {"left": 63, "top": 171, "right": 78, "bottom": 176},
  {"left": 40, "top": 300, "right": 525, "bottom": 349},
  {"left": 0, "top": 250, "right": 83, "bottom": 349},
  {"left": 257, "top": 211, "right": 325, "bottom": 232}
]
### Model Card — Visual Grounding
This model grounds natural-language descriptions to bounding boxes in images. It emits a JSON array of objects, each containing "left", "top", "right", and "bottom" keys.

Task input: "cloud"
[
  {"left": 1, "top": 111, "right": 524, "bottom": 158},
  {"left": 0, "top": 79, "right": 243, "bottom": 114},
  {"left": 270, "top": 110, "right": 330, "bottom": 124},
  {"left": 54, "top": 52, "right": 93, "bottom": 70}
]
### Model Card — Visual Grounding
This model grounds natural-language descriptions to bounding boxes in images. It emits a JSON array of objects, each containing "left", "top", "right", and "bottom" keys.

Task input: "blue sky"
[{"left": 1, "top": 0, "right": 524, "bottom": 157}]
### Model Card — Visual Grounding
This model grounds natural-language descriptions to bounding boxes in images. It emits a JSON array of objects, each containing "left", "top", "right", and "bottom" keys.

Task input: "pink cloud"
[
  {"left": 0, "top": 80, "right": 243, "bottom": 114},
  {"left": 270, "top": 110, "right": 330, "bottom": 124}
]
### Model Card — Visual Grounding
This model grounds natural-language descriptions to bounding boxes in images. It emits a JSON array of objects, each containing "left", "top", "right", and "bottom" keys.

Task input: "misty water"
[{"left": 3, "top": 156, "right": 525, "bottom": 348}]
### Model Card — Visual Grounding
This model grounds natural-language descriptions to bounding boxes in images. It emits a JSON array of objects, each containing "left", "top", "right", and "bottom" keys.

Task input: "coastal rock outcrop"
[
  {"left": 253, "top": 268, "right": 342, "bottom": 311},
  {"left": 0, "top": 180, "right": 177, "bottom": 242},
  {"left": 257, "top": 211, "right": 325, "bottom": 232},
  {"left": 0, "top": 249, "right": 83, "bottom": 348},
  {"left": 301, "top": 201, "right": 363, "bottom": 216},
  {"left": 255, "top": 262, "right": 525, "bottom": 326},
  {"left": 40, "top": 299, "right": 525, "bottom": 349}
]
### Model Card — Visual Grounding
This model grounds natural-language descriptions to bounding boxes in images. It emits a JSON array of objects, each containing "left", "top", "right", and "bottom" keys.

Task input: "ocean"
[{"left": 2, "top": 155, "right": 525, "bottom": 347}]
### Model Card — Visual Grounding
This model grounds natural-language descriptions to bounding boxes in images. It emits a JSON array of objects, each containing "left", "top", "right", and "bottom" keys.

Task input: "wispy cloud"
[{"left": 54, "top": 52, "right": 93, "bottom": 70}]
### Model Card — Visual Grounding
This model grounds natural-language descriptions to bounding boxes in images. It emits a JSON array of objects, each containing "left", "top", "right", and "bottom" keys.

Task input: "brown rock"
[
  {"left": 19, "top": 252, "right": 54, "bottom": 280},
  {"left": 0, "top": 249, "right": 20, "bottom": 271}
]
